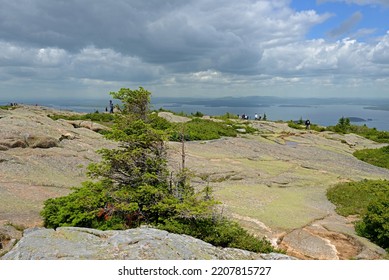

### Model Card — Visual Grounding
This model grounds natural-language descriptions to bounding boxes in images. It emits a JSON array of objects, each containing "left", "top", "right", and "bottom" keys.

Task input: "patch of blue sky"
[{"left": 290, "top": 0, "right": 388, "bottom": 41}]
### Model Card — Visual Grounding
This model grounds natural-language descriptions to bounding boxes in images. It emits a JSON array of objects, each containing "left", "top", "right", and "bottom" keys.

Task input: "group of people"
[
  {"left": 254, "top": 113, "right": 262, "bottom": 121},
  {"left": 239, "top": 112, "right": 311, "bottom": 130},
  {"left": 102, "top": 101, "right": 312, "bottom": 130},
  {"left": 239, "top": 113, "right": 263, "bottom": 120}
]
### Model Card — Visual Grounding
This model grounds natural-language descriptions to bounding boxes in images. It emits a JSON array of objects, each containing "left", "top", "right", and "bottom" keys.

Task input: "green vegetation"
[
  {"left": 191, "top": 111, "right": 204, "bottom": 117},
  {"left": 288, "top": 117, "right": 389, "bottom": 143},
  {"left": 48, "top": 108, "right": 256, "bottom": 141},
  {"left": 41, "top": 87, "right": 275, "bottom": 253},
  {"left": 327, "top": 117, "right": 389, "bottom": 143},
  {"left": 213, "top": 112, "right": 239, "bottom": 120},
  {"left": 287, "top": 117, "right": 389, "bottom": 170},
  {"left": 48, "top": 112, "right": 115, "bottom": 123},
  {"left": 323, "top": 116, "right": 389, "bottom": 170},
  {"left": 353, "top": 146, "right": 389, "bottom": 169},
  {"left": 327, "top": 179, "right": 388, "bottom": 216},
  {"left": 0, "top": 105, "right": 18, "bottom": 110},
  {"left": 159, "top": 217, "right": 274, "bottom": 253},
  {"left": 355, "top": 196, "right": 389, "bottom": 251},
  {"left": 169, "top": 118, "right": 237, "bottom": 141},
  {"left": 287, "top": 121, "right": 326, "bottom": 132},
  {"left": 327, "top": 179, "right": 389, "bottom": 252},
  {"left": 327, "top": 116, "right": 351, "bottom": 133}
]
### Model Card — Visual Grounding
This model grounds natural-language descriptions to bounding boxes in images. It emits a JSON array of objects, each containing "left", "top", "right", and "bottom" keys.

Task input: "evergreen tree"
[
  {"left": 335, "top": 116, "right": 351, "bottom": 133},
  {"left": 42, "top": 87, "right": 217, "bottom": 229},
  {"left": 41, "top": 87, "right": 275, "bottom": 252}
]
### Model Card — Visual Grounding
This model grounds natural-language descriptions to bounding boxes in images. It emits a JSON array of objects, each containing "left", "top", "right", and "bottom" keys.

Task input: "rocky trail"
[{"left": 1, "top": 106, "right": 388, "bottom": 259}]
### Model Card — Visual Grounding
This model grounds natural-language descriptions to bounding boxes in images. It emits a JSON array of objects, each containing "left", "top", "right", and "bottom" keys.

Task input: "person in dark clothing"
[
  {"left": 109, "top": 100, "right": 114, "bottom": 113},
  {"left": 305, "top": 119, "right": 311, "bottom": 130}
]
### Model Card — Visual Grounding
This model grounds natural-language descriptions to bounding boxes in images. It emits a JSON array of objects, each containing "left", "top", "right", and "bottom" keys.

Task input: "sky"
[{"left": 0, "top": 0, "right": 388, "bottom": 101}]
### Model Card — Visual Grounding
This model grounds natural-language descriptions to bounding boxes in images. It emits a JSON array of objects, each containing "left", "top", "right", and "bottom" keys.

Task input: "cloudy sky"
[{"left": 0, "top": 0, "right": 388, "bottom": 101}]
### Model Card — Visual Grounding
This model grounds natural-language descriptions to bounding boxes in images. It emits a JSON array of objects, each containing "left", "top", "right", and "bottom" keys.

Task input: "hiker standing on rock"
[
  {"left": 109, "top": 100, "right": 114, "bottom": 113},
  {"left": 305, "top": 119, "right": 311, "bottom": 130}
]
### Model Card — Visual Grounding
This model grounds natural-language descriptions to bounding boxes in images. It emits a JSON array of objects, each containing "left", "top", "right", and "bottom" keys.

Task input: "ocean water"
[{"left": 2, "top": 99, "right": 389, "bottom": 131}]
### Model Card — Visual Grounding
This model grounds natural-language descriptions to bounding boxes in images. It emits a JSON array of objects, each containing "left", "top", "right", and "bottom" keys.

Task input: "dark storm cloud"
[{"left": 0, "top": 0, "right": 322, "bottom": 74}]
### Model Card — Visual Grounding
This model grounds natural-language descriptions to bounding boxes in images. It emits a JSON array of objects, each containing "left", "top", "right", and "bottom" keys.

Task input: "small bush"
[
  {"left": 327, "top": 179, "right": 389, "bottom": 251},
  {"left": 148, "top": 113, "right": 172, "bottom": 131},
  {"left": 356, "top": 196, "right": 389, "bottom": 251},
  {"left": 191, "top": 111, "right": 204, "bottom": 117},
  {"left": 287, "top": 121, "right": 304, "bottom": 130},
  {"left": 353, "top": 146, "right": 389, "bottom": 169},
  {"left": 159, "top": 217, "right": 275, "bottom": 253},
  {"left": 41, "top": 181, "right": 108, "bottom": 229}
]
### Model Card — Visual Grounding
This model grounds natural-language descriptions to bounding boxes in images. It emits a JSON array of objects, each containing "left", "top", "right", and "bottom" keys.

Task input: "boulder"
[
  {"left": 158, "top": 112, "right": 191, "bottom": 123},
  {"left": 0, "top": 138, "right": 28, "bottom": 149},
  {"left": 65, "top": 120, "right": 109, "bottom": 132},
  {"left": 25, "top": 135, "right": 59, "bottom": 149},
  {"left": 0, "top": 105, "right": 117, "bottom": 228},
  {"left": 0, "top": 223, "right": 23, "bottom": 257},
  {"left": 1, "top": 227, "right": 294, "bottom": 260}
]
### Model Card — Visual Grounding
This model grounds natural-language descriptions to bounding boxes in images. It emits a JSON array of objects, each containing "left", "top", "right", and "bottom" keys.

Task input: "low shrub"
[
  {"left": 169, "top": 118, "right": 237, "bottom": 141},
  {"left": 287, "top": 121, "right": 304, "bottom": 130},
  {"left": 287, "top": 121, "right": 326, "bottom": 132},
  {"left": 353, "top": 146, "right": 389, "bottom": 169},
  {"left": 213, "top": 112, "right": 239, "bottom": 120},
  {"left": 327, "top": 179, "right": 389, "bottom": 216},
  {"left": 327, "top": 119, "right": 389, "bottom": 143},
  {"left": 355, "top": 196, "right": 389, "bottom": 251},
  {"left": 48, "top": 112, "right": 115, "bottom": 123},
  {"left": 159, "top": 217, "right": 275, "bottom": 253},
  {"left": 191, "top": 111, "right": 204, "bottom": 117},
  {"left": 327, "top": 179, "right": 389, "bottom": 252},
  {"left": 41, "top": 181, "right": 109, "bottom": 229},
  {"left": 148, "top": 113, "right": 173, "bottom": 131}
]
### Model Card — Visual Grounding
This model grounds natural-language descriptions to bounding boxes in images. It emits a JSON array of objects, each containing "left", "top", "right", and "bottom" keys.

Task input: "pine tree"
[
  {"left": 41, "top": 87, "right": 275, "bottom": 253},
  {"left": 42, "top": 87, "right": 217, "bottom": 229}
]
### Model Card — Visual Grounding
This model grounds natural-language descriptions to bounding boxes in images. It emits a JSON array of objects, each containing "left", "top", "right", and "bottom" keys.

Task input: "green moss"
[
  {"left": 239, "top": 158, "right": 293, "bottom": 176},
  {"left": 216, "top": 181, "right": 330, "bottom": 230}
]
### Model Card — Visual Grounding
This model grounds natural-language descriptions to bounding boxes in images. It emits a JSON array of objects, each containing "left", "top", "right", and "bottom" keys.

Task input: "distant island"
[
  {"left": 278, "top": 105, "right": 312, "bottom": 108},
  {"left": 347, "top": 117, "right": 368, "bottom": 122},
  {"left": 364, "top": 106, "right": 389, "bottom": 112}
]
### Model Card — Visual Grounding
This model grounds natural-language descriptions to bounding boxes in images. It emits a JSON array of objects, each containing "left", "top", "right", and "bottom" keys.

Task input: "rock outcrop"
[
  {"left": 0, "top": 105, "right": 116, "bottom": 227},
  {"left": 1, "top": 227, "right": 294, "bottom": 260},
  {"left": 1, "top": 105, "right": 389, "bottom": 259},
  {"left": 166, "top": 121, "right": 389, "bottom": 260}
]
